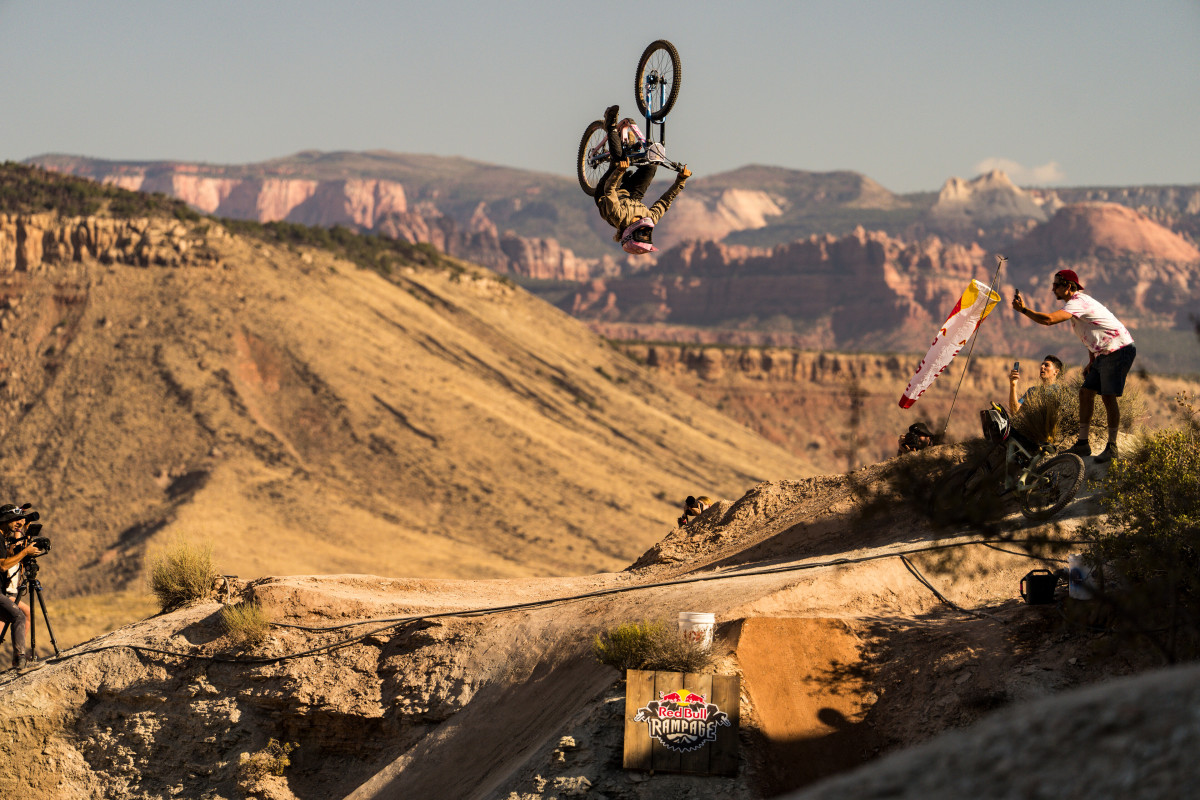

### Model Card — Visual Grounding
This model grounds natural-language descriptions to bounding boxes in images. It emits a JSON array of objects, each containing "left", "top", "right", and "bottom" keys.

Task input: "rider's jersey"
[{"left": 595, "top": 168, "right": 687, "bottom": 237}]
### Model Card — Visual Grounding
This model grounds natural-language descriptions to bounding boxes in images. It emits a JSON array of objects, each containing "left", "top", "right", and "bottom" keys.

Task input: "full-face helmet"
[{"left": 621, "top": 217, "right": 657, "bottom": 255}]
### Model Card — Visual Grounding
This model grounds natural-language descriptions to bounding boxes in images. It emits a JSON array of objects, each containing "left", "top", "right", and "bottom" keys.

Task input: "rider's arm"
[
  {"left": 647, "top": 168, "right": 689, "bottom": 223},
  {"left": 598, "top": 163, "right": 625, "bottom": 202}
]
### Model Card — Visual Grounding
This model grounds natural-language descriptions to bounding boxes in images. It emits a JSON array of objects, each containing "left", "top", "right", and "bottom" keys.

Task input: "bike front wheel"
[
  {"left": 634, "top": 40, "right": 682, "bottom": 121},
  {"left": 577, "top": 120, "right": 609, "bottom": 196},
  {"left": 1019, "top": 453, "right": 1085, "bottom": 521}
]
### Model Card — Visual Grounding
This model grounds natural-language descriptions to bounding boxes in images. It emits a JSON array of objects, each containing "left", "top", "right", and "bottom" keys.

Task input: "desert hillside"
[
  {"left": 1, "top": 448, "right": 1186, "bottom": 800},
  {"left": 0, "top": 166, "right": 815, "bottom": 610}
]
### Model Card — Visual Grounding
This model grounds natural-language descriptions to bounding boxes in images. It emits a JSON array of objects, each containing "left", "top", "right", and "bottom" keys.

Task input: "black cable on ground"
[
  {"left": 898, "top": 554, "right": 1007, "bottom": 623},
  {"left": 23, "top": 535, "right": 1081, "bottom": 672}
]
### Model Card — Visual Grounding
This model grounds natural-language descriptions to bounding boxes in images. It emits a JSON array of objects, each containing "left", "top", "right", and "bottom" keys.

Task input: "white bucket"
[
  {"left": 678, "top": 612, "right": 716, "bottom": 650},
  {"left": 1068, "top": 553, "right": 1097, "bottom": 600}
]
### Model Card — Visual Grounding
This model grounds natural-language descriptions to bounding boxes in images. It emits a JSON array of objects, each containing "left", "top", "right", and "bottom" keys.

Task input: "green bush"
[
  {"left": 593, "top": 619, "right": 713, "bottom": 674},
  {"left": 147, "top": 540, "right": 217, "bottom": 611},
  {"left": 0, "top": 161, "right": 200, "bottom": 219},
  {"left": 1086, "top": 396, "right": 1200, "bottom": 658},
  {"left": 221, "top": 600, "right": 271, "bottom": 649},
  {"left": 1092, "top": 401, "right": 1200, "bottom": 586}
]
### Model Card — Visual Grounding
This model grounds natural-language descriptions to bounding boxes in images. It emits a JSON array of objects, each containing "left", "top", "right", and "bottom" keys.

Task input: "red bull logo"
[{"left": 633, "top": 689, "right": 730, "bottom": 752}]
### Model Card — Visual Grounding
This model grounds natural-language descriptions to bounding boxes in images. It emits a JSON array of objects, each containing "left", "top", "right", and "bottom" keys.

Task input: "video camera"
[{"left": 1, "top": 503, "right": 52, "bottom": 559}]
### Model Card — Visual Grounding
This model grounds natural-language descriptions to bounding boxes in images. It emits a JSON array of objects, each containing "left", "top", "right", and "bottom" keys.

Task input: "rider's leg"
[
  {"left": 595, "top": 162, "right": 628, "bottom": 238},
  {"left": 624, "top": 165, "right": 658, "bottom": 203},
  {"left": 604, "top": 106, "right": 625, "bottom": 165}
]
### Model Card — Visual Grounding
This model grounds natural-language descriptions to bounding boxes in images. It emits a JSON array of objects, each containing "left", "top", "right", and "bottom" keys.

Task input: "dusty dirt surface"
[{"left": 0, "top": 448, "right": 1172, "bottom": 800}]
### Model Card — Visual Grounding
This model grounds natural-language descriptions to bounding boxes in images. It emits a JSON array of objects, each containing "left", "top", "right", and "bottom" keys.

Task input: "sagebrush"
[
  {"left": 147, "top": 539, "right": 216, "bottom": 611},
  {"left": 1014, "top": 369, "right": 1145, "bottom": 445},
  {"left": 593, "top": 619, "right": 713, "bottom": 673},
  {"left": 221, "top": 600, "right": 271, "bottom": 649}
]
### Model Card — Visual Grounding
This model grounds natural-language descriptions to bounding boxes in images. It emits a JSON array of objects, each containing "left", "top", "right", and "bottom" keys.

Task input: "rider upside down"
[{"left": 594, "top": 104, "right": 691, "bottom": 254}]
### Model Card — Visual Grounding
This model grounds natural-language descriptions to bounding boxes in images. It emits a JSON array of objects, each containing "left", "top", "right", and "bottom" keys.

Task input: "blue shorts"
[{"left": 1083, "top": 344, "right": 1136, "bottom": 396}]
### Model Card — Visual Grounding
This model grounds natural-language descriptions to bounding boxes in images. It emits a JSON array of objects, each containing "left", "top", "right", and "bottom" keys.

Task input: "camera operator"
[{"left": 0, "top": 504, "right": 44, "bottom": 673}]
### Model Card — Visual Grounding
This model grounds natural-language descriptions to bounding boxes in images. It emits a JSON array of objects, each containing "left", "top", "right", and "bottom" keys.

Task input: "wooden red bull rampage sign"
[{"left": 623, "top": 670, "right": 739, "bottom": 776}]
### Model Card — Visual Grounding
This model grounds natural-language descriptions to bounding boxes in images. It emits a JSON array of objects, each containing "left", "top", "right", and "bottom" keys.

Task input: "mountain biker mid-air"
[{"left": 594, "top": 104, "right": 691, "bottom": 254}]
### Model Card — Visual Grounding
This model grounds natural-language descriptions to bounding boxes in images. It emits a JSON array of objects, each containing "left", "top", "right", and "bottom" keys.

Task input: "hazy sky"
[{"left": 2, "top": 0, "right": 1197, "bottom": 193}]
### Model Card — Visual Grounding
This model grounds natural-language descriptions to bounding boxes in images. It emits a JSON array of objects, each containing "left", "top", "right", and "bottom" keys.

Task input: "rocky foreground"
[{"left": 2, "top": 453, "right": 1188, "bottom": 800}]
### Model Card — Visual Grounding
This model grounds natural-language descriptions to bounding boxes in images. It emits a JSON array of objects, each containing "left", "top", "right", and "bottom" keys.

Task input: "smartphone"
[{"left": 1013, "top": 361, "right": 1020, "bottom": 372}]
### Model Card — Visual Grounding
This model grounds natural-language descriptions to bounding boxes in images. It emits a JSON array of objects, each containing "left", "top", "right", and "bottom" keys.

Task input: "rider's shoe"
[
  {"left": 603, "top": 105, "right": 620, "bottom": 129},
  {"left": 1093, "top": 442, "right": 1119, "bottom": 463},
  {"left": 1065, "top": 439, "right": 1092, "bottom": 458}
]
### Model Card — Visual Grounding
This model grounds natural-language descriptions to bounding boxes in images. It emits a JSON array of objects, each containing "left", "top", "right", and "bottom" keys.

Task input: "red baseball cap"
[{"left": 1054, "top": 269, "right": 1084, "bottom": 289}]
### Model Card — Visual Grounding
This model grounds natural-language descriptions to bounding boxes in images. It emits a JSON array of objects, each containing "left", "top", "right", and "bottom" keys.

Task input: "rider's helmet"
[
  {"left": 621, "top": 218, "right": 657, "bottom": 255},
  {"left": 980, "top": 403, "right": 1011, "bottom": 444}
]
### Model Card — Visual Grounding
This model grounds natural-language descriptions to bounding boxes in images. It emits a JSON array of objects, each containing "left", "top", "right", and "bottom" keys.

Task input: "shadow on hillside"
[
  {"left": 751, "top": 600, "right": 1070, "bottom": 796},
  {"left": 175, "top": 608, "right": 226, "bottom": 646},
  {"left": 751, "top": 706, "right": 879, "bottom": 798}
]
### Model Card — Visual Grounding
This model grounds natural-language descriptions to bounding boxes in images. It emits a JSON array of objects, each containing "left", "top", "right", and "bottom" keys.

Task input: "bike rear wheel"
[
  {"left": 634, "top": 40, "right": 682, "bottom": 121},
  {"left": 931, "top": 464, "right": 981, "bottom": 524},
  {"left": 577, "top": 119, "right": 609, "bottom": 196},
  {"left": 1019, "top": 453, "right": 1085, "bottom": 521}
]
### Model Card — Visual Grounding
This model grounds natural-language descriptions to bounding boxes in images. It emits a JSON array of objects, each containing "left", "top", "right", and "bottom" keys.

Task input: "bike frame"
[
  {"left": 642, "top": 75, "right": 668, "bottom": 145},
  {"left": 977, "top": 435, "right": 1050, "bottom": 498}
]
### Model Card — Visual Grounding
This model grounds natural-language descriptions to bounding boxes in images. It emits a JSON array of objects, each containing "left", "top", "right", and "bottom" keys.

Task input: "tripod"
[{"left": 0, "top": 557, "right": 61, "bottom": 661}]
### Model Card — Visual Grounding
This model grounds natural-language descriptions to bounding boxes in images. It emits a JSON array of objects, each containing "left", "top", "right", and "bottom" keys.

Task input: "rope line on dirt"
[
  {"left": 20, "top": 535, "right": 1080, "bottom": 672},
  {"left": 898, "top": 554, "right": 1007, "bottom": 623}
]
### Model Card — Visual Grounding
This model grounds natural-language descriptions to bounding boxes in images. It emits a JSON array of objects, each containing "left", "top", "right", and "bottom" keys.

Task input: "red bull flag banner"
[{"left": 900, "top": 279, "right": 1001, "bottom": 409}]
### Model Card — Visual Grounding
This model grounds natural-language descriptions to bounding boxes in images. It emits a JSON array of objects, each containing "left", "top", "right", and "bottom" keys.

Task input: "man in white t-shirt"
[{"left": 1011, "top": 269, "right": 1136, "bottom": 462}]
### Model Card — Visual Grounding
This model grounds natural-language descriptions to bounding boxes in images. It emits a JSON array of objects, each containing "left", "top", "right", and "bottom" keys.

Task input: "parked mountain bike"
[
  {"left": 577, "top": 40, "right": 686, "bottom": 196},
  {"left": 933, "top": 402, "right": 1085, "bottom": 523}
]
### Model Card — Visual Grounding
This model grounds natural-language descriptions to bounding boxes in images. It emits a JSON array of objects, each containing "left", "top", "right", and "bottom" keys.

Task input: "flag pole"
[{"left": 940, "top": 255, "right": 1007, "bottom": 439}]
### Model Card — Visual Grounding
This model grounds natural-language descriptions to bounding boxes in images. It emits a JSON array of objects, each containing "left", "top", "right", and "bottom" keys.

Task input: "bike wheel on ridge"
[
  {"left": 634, "top": 40, "right": 682, "bottom": 121},
  {"left": 1020, "top": 452, "right": 1085, "bottom": 521},
  {"left": 577, "top": 120, "right": 609, "bottom": 196}
]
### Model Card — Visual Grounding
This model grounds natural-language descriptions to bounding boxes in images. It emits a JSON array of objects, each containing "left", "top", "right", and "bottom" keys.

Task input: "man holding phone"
[{"left": 1007, "top": 355, "right": 1064, "bottom": 416}]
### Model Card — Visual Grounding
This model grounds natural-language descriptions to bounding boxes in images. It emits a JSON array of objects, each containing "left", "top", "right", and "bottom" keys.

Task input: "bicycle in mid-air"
[
  {"left": 933, "top": 402, "right": 1085, "bottom": 524},
  {"left": 577, "top": 40, "right": 687, "bottom": 196}
]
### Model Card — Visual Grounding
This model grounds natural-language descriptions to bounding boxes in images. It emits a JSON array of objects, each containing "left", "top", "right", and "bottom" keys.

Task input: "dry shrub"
[
  {"left": 238, "top": 738, "right": 296, "bottom": 782},
  {"left": 221, "top": 600, "right": 271, "bottom": 649},
  {"left": 147, "top": 539, "right": 216, "bottom": 611},
  {"left": 593, "top": 619, "right": 713, "bottom": 674},
  {"left": 1014, "top": 369, "right": 1146, "bottom": 444}
]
